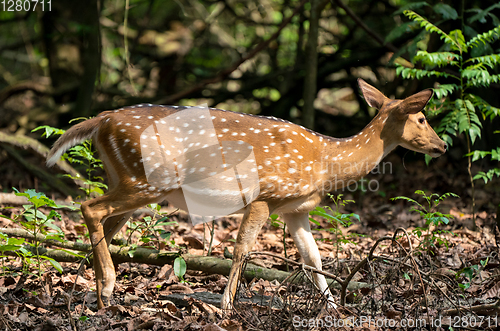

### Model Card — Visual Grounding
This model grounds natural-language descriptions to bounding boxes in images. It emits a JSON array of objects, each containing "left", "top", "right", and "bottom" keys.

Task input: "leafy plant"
[
  {"left": 393, "top": 6, "right": 500, "bottom": 220},
  {"left": 391, "top": 190, "right": 458, "bottom": 253},
  {"left": 174, "top": 256, "right": 187, "bottom": 283},
  {"left": 0, "top": 189, "right": 76, "bottom": 278},
  {"left": 457, "top": 258, "right": 488, "bottom": 291},
  {"left": 0, "top": 233, "right": 25, "bottom": 276},
  {"left": 126, "top": 203, "right": 178, "bottom": 257},
  {"left": 33, "top": 122, "right": 107, "bottom": 197},
  {"left": 309, "top": 194, "right": 362, "bottom": 265}
]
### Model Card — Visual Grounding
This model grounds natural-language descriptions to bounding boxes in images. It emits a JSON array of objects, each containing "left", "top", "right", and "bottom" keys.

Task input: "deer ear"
[
  {"left": 358, "top": 78, "right": 388, "bottom": 110},
  {"left": 399, "top": 89, "right": 433, "bottom": 115}
]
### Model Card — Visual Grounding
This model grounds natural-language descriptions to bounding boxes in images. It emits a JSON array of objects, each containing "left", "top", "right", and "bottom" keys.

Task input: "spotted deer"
[{"left": 46, "top": 79, "right": 446, "bottom": 310}]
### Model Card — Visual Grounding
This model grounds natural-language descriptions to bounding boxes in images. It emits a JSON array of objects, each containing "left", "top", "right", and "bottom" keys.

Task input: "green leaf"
[
  {"left": 385, "top": 22, "right": 417, "bottom": 44},
  {"left": 309, "top": 209, "right": 333, "bottom": 220},
  {"left": 449, "top": 30, "right": 466, "bottom": 52},
  {"left": 159, "top": 231, "right": 172, "bottom": 240},
  {"left": 58, "top": 249, "right": 85, "bottom": 258},
  {"left": 390, "top": 196, "right": 423, "bottom": 209},
  {"left": 413, "top": 51, "right": 459, "bottom": 68},
  {"left": 0, "top": 244, "right": 23, "bottom": 251},
  {"left": 309, "top": 217, "right": 321, "bottom": 226},
  {"left": 467, "top": 26, "right": 500, "bottom": 49},
  {"left": 433, "top": 3, "right": 458, "bottom": 20},
  {"left": 13, "top": 188, "right": 61, "bottom": 209},
  {"left": 46, "top": 257, "right": 63, "bottom": 273},
  {"left": 468, "top": 4, "right": 500, "bottom": 24},
  {"left": 396, "top": 66, "right": 454, "bottom": 80},
  {"left": 433, "top": 84, "right": 458, "bottom": 99},
  {"left": 466, "top": 54, "right": 500, "bottom": 69},
  {"left": 32, "top": 125, "right": 65, "bottom": 138},
  {"left": 403, "top": 11, "right": 460, "bottom": 51},
  {"left": 174, "top": 256, "right": 187, "bottom": 278}
]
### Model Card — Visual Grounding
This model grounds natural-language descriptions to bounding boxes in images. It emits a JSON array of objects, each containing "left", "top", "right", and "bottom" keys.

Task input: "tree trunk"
[{"left": 302, "top": 0, "right": 321, "bottom": 129}]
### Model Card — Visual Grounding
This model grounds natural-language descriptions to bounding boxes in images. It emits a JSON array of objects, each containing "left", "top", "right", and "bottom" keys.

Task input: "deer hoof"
[{"left": 220, "top": 294, "right": 234, "bottom": 311}]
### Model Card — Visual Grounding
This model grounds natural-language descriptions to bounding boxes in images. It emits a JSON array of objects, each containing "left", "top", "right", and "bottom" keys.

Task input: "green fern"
[
  {"left": 466, "top": 25, "right": 500, "bottom": 49},
  {"left": 466, "top": 54, "right": 500, "bottom": 68},
  {"left": 413, "top": 51, "right": 459, "bottom": 67},
  {"left": 395, "top": 8, "right": 500, "bottom": 187},
  {"left": 433, "top": 84, "right": 458, "bottom": 99},
  {"left": 395, "top": 66, "right": 453, "bottom": 80},
  {"left": 403, "top": 11, "right": 461, "bottom": 51}
]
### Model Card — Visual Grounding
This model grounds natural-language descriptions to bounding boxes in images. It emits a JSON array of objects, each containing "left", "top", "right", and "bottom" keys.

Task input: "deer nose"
[{"left": 443, "top": 142, "right": 448, "bottom": 150}]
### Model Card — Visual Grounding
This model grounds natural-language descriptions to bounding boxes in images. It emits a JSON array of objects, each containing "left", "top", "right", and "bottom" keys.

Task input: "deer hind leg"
[
  {"left": 81, "top": 191, "right": 150, "bottom": 309},
  {"left": 102, "top": 211, "right": 134, "bottom": 245},
  {"left": 283, "top": 212, "right": 337, "bottom": 308},
  {"left": 221, "top": 200, "right": 269, "bottom": 310},
  {"left": 88, "top": 211, "right": 133, "bottom": 308}
]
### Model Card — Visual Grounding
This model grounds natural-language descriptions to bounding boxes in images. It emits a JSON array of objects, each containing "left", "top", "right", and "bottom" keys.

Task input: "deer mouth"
[{"left": 429, "top": 145, "right": 446, "bottom": 157}]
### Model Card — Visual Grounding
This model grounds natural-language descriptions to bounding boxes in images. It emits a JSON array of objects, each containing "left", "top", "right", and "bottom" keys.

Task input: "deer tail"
[{"left": 46, "top": 116, "right": 102, "bottom": 167}]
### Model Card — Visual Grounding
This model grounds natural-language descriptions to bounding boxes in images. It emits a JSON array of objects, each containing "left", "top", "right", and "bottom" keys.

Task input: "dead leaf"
[
  {"left": 220, "top": 319, "right": 243, "bottom": 331},
  {"left": 166, "top": 284, "right": 193, "bottom": 294},
  {"left": 483, "top": 281, "right": 500, "bottom": 299},
  {"left": 183, "top": 236, "right": 204, "bottom": 249},
  {"left": 124, "top": 293, "right": 140, "bottom": 304},
  {"left": 203, "top": 323, "right": 227, "bottom": 331}
]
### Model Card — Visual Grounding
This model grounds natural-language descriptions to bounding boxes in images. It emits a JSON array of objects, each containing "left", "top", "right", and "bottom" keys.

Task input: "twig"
[
  {"left": 443, "top": 299, "right": 500, "bottom": 316},
  {"left": 207, "top": 220, "right": 216, "bottom": 256},
  {"left": 340, "top": 235, "right": 393, "bottom": 305},
  {"left": 0, "top": 312, "right": 14, "bottom": 331},
  {"left": 246, "top": 251, "right": 345, "bottom": 285}
]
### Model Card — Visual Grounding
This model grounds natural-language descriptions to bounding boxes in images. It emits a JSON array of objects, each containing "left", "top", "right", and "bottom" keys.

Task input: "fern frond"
[
  {"left": 467, "top": 25, "right": 500, "bottom": 49},
  {"left": 463, "top": 69, "right": 500, "bottom": 88},
  {"left": 468, "top": 94, "right": 500, "bottom": 121},
  {"left": 437, "top": 192, "right": 459, "bottom": 201},
  {"left": 436, "top": 109, "right": 459, "bottom": 146},
  {"left": 396, "top": 66, "right": 455, "bottom": 80},
  {"left": 457, "top": 102, "right": 482, "bottom": 143},
  {"left": 433, "top": 84, "right": 458, "bottom": 99},
  {"left": 414, "top": 51, "right": 459, "bottom": 68},
  {"left": 404, "top": 11, "right": 462, "bottom": 51},
  {"left": 466, "top": 54, "right": 500, "bottom": 69}
]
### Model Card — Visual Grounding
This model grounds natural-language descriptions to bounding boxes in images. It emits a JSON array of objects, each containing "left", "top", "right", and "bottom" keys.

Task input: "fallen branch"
[
  {"left": 442, "top": 299, "right": 500, "bottom": 316},
  {"left": 0, "top": 131, "right": 85, "bottom": 192},
  {"left": 0, "top": 144, "right": 80, "bottom": 198},
  {"left": 1, "top": 227, "right": 367, "bottom": 290}
]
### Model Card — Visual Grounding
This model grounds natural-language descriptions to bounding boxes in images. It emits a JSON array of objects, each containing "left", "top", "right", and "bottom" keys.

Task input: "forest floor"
[{"left": 1, "top": 153, "right": 499, "bottom": 331}]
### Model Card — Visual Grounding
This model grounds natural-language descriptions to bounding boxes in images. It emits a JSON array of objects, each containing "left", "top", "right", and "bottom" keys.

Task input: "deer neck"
[{"left": 321, "top": 114, "right": 397, "bottom": 189}]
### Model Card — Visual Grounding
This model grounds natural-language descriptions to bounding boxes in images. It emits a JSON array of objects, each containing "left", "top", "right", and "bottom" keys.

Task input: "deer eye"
[{"left": 418, "top": 117, "right": 425, "bottom": 124}]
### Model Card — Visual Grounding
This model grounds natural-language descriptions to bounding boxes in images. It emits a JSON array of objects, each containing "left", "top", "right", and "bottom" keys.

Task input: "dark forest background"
[{"left": 0, "top": 0, "right": 499, "bottom": 208}]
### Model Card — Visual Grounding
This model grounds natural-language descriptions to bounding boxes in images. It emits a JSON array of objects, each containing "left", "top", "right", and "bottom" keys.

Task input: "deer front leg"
[
  {"left": 221, "top": 201, "right": 270, "bottom": 310},
  {"left": 82, "top": 196, "right": 137, "bottom": 309},
  {"left": 81, "top": 199, "right": 116, "bottom": 309},
  {"left": 283, "top": 212, "right": 337, "bottom": 309}
]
